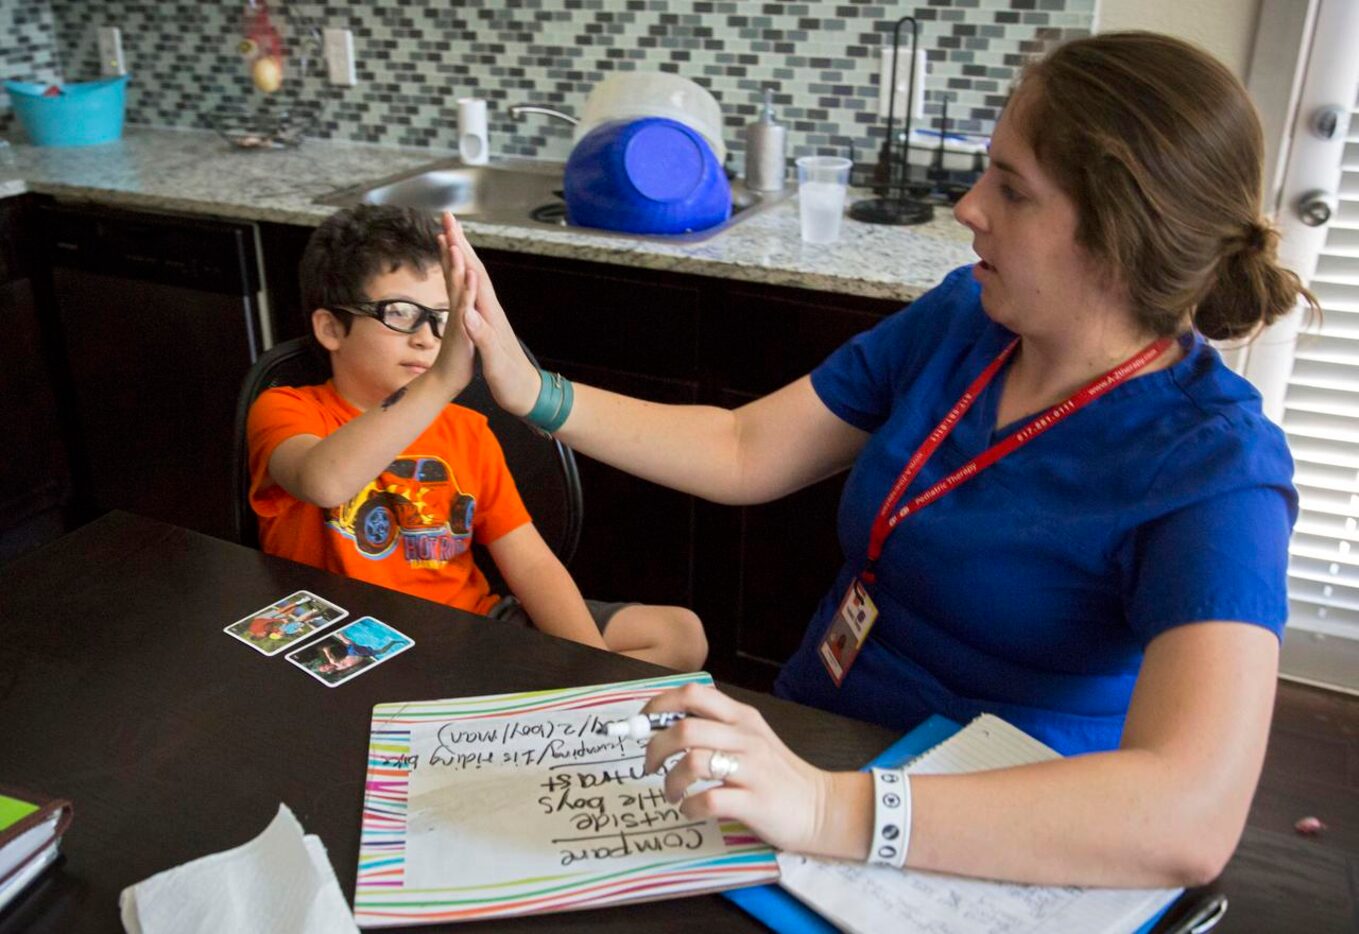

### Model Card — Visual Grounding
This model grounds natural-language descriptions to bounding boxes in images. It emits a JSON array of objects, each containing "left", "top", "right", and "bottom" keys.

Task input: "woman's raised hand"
[
  {"left": 433, "top": 216, "right": 478, "bottom": 393},
  {"left": 640, "top": 683, "right": 842, "bottom": 855},
  {"left": 440, "top": 212, "right": 543, "bottom": 416}
]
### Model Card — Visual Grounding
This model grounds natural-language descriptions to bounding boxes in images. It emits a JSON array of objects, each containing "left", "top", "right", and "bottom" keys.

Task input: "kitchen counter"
[{"left": 0, "top": 126, "right": 977, "bottom": 302}]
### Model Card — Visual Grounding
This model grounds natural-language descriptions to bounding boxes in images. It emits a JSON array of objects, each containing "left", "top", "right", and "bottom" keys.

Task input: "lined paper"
[{"left": 777, "top": 715, "right": 1181, "bottom": 934}]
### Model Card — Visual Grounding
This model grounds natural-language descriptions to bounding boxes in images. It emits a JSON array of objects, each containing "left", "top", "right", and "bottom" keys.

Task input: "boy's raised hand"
[
  {"left": 440, "top": 213, "right": 542, "bottom": 417},
  {"left": 433, "top": 217, "right": 479, "bottom": 394}
]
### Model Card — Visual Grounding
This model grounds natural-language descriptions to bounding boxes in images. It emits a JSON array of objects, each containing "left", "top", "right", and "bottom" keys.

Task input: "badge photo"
[{"left": 818, "top": 579, "right": 879, "bottom": 686}]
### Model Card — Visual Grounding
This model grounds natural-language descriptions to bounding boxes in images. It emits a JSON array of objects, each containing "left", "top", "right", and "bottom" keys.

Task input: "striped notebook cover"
[{"left": 354, "top": 672, "right": 778, "bottom": 926}]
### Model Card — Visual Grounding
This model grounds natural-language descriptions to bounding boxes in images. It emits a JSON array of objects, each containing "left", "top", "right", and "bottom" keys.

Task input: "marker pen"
[{"left": 594, "top": 711, "right": 687, "bottom": 739}]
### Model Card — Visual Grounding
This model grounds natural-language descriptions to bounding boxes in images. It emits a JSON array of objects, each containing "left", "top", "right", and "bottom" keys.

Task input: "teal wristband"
[
  {"left": 541, "top": 372, "right": 574, "bottom": 433},
  {"left": 526, "top": 368, "right": 561, "bottom": 426},
  {"left": 524, "top": 368, "right": 574, "bottom": 434}
]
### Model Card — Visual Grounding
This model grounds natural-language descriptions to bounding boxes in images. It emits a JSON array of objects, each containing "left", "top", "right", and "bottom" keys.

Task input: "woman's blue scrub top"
[{"left": 776, "top": 267, "right": 1296, "bottom": 754}]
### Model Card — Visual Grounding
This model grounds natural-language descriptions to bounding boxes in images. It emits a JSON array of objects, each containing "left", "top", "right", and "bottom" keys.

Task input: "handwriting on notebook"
[
  {"left": 398, "top": 709, "right": 696, "bottom": 865},
  {"left": 408, "top": 708, "right": 710, "bottom": 866}
]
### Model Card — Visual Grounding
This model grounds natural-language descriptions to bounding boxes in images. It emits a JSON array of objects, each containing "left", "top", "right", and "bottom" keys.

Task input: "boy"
[{"left": 246, "top": 205, "right": 706, "bottom": 669}]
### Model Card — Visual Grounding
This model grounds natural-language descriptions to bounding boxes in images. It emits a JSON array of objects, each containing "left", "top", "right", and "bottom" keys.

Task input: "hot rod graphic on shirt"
[{"left": 327, "top": 455, "right": 475, "bottom": 567}]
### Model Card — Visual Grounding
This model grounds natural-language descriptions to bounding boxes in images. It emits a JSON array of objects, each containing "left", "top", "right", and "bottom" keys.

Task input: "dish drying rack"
[{"left": 212, "top": 23, "right": 324, "bottom": 150}]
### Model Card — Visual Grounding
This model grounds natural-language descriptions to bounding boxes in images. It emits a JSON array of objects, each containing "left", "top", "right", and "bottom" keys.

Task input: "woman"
[{"left": 439, "top": 32, "right": 1314, "bottom": 887}]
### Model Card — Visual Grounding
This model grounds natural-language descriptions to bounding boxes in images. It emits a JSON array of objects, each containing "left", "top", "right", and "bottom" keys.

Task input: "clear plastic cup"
[{"left": 796, "top": 156, "right": 852, "bottom": 244}]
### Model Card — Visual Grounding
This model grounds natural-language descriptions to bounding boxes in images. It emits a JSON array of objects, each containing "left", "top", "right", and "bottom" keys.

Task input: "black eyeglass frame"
[{"left": 329, "top": 299, "right": 449, "bottom": 339}]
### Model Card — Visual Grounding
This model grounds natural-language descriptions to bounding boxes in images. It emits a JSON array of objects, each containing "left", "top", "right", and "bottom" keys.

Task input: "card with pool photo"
[
  {"left": 285, "top": 617, "right": 414, "bottom": 687},
  {"left": 223, "top": 590, "right": 349, "bottom": 657}
]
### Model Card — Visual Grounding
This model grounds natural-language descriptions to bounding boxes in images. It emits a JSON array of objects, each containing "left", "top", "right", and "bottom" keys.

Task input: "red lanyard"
[{"left": 861, "top": 335, "right": 1174, "bottom": 584}]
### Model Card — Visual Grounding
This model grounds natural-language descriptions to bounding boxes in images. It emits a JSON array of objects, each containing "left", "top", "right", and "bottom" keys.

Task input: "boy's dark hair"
[{"left": 300, "top": 204, "right": 442, "bottom": 335}]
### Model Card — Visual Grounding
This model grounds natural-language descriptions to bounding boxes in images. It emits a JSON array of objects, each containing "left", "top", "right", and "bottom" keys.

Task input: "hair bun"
[{"left": 1244, "top": 221, "right": 1270, "bottom": 255}]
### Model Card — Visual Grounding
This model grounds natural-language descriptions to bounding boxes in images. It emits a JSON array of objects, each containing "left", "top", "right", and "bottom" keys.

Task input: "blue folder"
[{"left": 722, "top": 715, "right": 1174, "bottom": 933}]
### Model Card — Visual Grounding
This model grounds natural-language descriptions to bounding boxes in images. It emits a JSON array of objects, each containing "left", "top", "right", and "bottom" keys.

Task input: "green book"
[
  {"left": 0, "top": 785, "right": 73, "bottom": 913},
  {"left": 0, "top": 794, "right": 40, "bottom": 831}
]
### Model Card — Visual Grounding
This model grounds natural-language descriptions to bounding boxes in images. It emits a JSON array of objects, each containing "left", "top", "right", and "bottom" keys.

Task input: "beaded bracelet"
[
  {"left": 867, "top": 767, "right": 912, "bottom": 869},
  {"left": 524, "top": 368, "right": 574, "bottom": 434}
]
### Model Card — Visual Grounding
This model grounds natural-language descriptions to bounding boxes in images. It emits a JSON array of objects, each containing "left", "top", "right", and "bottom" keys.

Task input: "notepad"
[
  {"left": 777, "top": 715, "right": 1182, "bottom": 934},
  {"left": 352, "top": 672, "right": 779, "bottom": 927}
]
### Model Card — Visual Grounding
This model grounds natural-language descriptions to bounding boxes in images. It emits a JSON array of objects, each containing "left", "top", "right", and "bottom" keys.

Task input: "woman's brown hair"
[{"left": 1016, "top": 30, "right": 1318, "bottom": 340}]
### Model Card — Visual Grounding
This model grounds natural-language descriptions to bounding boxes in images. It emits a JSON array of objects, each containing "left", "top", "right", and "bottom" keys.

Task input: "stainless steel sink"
[{"left": 314, "top": 158, "right": 789, "bottom": 243}]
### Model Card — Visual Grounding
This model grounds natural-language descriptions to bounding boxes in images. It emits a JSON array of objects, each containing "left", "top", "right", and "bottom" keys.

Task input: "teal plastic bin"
[{"left": 5, "top": 75, "right": 130, "bottom": 146}]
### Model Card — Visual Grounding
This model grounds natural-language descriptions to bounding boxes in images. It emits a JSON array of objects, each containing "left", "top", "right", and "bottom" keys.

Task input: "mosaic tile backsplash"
[
  {"left": 0, "top": 0, "right": 61, "bottom": 130},
  {"left": 6, "top": 0, "right": 1093, "bottom": 170}
]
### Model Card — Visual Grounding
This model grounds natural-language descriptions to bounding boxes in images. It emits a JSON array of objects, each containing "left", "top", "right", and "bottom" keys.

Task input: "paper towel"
[{"left": 120, "top": 803, "right": 358, "bottom": 934}]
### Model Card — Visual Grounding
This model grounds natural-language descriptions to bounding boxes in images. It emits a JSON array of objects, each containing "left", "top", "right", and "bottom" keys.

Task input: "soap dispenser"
[{"left": 744, "top": 88, "right": 787, "bottom": 192}]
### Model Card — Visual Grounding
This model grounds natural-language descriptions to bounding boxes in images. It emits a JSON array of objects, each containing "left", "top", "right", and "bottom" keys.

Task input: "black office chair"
[{"left": 229, "top": 337, "right": 583, "bottom": 590}]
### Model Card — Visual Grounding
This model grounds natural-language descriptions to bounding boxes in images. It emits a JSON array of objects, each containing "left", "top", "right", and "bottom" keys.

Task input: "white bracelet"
[{"left": 868, "top": 767, "right": 911, "bottom": 869}]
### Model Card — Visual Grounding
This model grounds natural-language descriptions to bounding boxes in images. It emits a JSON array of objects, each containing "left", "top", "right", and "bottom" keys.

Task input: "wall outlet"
[
  {"left": 97, "top": 26, "right": 126, "bottom": 77},
  {"left": 877, "top": 47, "right": 926, "bottom": 120},
  {"left": 323, "top": 28, "right": 357, "bottom": 87}
]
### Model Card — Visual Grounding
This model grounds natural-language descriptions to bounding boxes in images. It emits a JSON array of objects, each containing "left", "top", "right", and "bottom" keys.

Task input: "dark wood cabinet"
[
  {"left": 260, "top": 220, "right": 315, "bottom": 344},
  {"left": 699, "top": 284, "right": 894, "bottom": 688},
  {"left": 707, "top": 282, "right": 890, "bottom": 396},
  {"left": 0, "top": 196, "right": 70, "bottom": 561},
  {"left": 485, "top": 254, "right": 706, "bottom": 610},
  {"left": 39, "top": 203, "right": 263, "bottom": 542},
  {"left": 695, "top": 448, "right": 849, "bottom": 691},
  {"left": 542, "top": 361, "right": 701, "bottom": 608}
]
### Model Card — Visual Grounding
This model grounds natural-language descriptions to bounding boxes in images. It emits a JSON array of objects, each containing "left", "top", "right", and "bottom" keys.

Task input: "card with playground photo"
[
  {"left": 285, "top": 616, "right": 414, "bottom": 687},
  {"left": 223, "top": 590, "right": 349, "bottom": 656}
]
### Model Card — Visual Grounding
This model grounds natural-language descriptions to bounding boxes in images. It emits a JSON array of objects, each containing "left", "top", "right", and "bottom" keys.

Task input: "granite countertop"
[{"left": 0, "top": 127, "right": 978, "bottom": 302}]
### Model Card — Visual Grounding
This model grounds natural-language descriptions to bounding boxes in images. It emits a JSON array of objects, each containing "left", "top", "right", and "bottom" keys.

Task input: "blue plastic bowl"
[
  {"left": 5, "top": 75, "right": 130, "bottom": 147},
  {"left": 564, "top": 117, "right": 731, "bottom": 235}
]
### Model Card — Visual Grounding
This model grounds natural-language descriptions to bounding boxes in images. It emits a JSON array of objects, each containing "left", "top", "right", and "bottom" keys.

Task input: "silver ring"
[{"left": 708, "top": 750, "right": 740, "bottom": 781}]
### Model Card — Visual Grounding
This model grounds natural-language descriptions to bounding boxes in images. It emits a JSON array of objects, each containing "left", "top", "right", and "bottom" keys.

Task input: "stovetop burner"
[{"left": 529, "top": 201, "right": 568, "bottom": 226}]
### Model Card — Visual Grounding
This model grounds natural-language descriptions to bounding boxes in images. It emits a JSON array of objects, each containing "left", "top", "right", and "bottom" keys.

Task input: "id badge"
[{"left": 818, "top": 577, "right": 879, "bottom": 686}]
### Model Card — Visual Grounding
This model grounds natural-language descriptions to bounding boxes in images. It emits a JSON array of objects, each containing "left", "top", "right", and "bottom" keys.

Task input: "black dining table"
[{"left": 1, "top": 511, "right": 1353, "bottom": 932}]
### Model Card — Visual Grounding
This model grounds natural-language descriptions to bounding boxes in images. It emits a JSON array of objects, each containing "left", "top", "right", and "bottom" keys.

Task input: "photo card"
[
  {"left": 224, "top": 590, "right": 349, "bottom": 657},
  {"left": 285, "top": 616, "right": 414, "bottom": 687}
]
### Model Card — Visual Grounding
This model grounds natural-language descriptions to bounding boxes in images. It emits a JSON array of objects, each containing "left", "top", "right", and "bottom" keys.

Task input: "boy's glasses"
[{"left": 331, "top": 300, "right": 449, "bottom": 339}]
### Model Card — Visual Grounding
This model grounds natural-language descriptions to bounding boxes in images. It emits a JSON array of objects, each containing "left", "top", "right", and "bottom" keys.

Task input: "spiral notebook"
[{"left": 352, "top": 672, "right": 778, "bottom": 927}]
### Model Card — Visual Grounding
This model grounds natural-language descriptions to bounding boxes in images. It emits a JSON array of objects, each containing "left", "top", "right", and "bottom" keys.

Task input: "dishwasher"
[{"left": 41, "top": 203, "right": 266, "bottom": 542}]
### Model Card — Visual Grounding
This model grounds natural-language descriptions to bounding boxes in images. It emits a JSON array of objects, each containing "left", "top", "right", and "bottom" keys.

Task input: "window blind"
[{"left": 1282, "top": 87, "right": 1359, "bottom": 645}]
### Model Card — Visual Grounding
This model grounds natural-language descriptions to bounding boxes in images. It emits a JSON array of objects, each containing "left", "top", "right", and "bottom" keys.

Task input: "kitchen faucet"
[{"left": 507, "top": 104, "right": 579, "bottom": 127}]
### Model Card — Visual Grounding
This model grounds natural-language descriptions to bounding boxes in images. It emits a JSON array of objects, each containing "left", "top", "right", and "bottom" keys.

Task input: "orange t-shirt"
[{"left": 247, "top": 382, "right": 531, "bottom": 614}]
